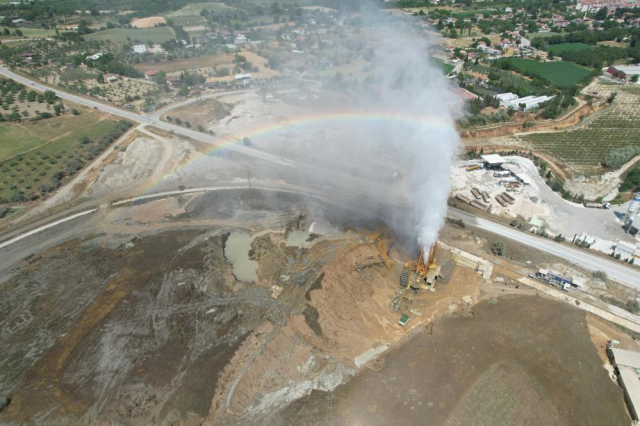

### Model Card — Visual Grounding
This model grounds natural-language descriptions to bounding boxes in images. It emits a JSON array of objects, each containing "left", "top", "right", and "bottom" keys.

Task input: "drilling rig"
[{"left": 400, "top": 244, "right": 441, "bottom": 292}]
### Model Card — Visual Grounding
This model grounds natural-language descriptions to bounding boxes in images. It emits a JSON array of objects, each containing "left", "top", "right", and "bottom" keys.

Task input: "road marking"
[{"left": 0, "top": 209, "right": 96, "bottom": 249}]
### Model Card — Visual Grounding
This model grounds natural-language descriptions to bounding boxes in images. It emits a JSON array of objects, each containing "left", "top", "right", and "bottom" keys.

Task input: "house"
[
  {"left": 19, "top": 52, "right": 35, "bottom": 61},
  {"left": 144, "top": 69, "right": 160, "bottom": 80},
  {"left": 535, "top": 50, "right": 548, "bottom": 61},
  {"left": 234, "top": 34, "right": 247, "bottom": 45},
  {"left": 132, "top": 42, "right": 147, "bottom": 54},
  {"left": 104, "top": 73, "right": 118, "bottom": 83},
  {"left": 166, "top": 76, "right": 181, "bottom": 85}
]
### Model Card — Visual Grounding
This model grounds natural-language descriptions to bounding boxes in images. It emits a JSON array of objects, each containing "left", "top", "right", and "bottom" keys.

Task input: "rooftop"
[
  {"left": 481, "top": 154, "right": 507, "bottom": 165},
  {"left": 611, "top": 347, "right": 640, "bottom": 369},
  {"left": 618, "top": 368, "right": 640, "bottom": 420}
]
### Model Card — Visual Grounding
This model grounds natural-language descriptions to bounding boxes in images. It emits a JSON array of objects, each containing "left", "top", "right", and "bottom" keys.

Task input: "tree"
[
  {"left": 96, "top": 73, "right": 105, "bottom": 84},
  {"left": 595, "top": 6, "right": 608, "bottom": 20},
  {"left": 152, "top": 70, "right": 167, "bottom": 85},
  {"left": 632, "top": 75, "right": 639, "bottom": 83},
  {"left": 491, "top": 241, "right": 506, "bottom": 256},
  {"left": 44, "top": 90, "right": 57, "bottom": 105},
  {"left": 79, "top": 136, "right": 91, "bottom": 145}
]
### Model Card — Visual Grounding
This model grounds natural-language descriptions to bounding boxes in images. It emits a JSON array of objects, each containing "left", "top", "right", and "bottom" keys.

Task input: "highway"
[
  {"left": 448, "top": 207, "right": 640, "bottom": 289},
  {"left": 0, "top": 65, "right": 297, "bottom": 169},
  {"left": 1, "top": 66, "right": 639, "bottom": 289}
]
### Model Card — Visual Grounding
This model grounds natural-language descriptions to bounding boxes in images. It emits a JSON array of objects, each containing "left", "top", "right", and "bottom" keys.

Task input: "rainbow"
[{"left": 134, "top": 110, "right": 456, "bottom": 197}]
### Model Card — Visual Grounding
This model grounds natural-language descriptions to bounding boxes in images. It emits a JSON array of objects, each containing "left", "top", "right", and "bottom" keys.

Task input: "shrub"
[
  {"left": 593, "top": 270, "right": 607, "bottom": 281},
  {"left": 491, "top": 241, "right": 506, "bottom": 256}
]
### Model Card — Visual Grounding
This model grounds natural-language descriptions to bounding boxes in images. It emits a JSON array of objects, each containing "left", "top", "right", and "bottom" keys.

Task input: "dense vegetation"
[
  {"left": 492, "top": 58, "right": 594, "bottom": 87},
  {"left": 620, "top": 166, "right": 640, "bottom": 193}
]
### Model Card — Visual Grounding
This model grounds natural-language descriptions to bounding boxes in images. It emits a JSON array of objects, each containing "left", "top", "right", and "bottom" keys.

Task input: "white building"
[
  {"left": 609, "top": 348, "right": 640, "bottom": 422},
  {"left": 614, "top": 241, "right": 638, "bottom": 261},
  {"left": 132, "top": 42, "right": 147, "bottom": 54},
  {"left": 497, "top": 92, "right": 554, "bottom": 111},
  {"left": 85, "top": 53, "right": 104, "bottom": 61},
  {"left": 234, "top": 34, "right": 247, "bottom": 45},
  {"left": 235, "top": 73, "right": 252, "bottom": 85}
]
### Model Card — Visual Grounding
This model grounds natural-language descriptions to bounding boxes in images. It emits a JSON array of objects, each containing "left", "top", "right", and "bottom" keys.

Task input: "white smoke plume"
[{"left": 300, "top": 4, "right": 461, "bottom": 250}]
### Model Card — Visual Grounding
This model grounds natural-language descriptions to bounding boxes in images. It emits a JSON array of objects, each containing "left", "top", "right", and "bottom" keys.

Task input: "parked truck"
[{"left": 584, "top": 201, "right": 611, "bottom": 209}]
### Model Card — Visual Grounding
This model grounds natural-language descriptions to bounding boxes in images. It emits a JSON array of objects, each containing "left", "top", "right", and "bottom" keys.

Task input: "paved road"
[
  {"left": 448, "top": 207, "right": 640, "bottom": 289},
  {"left": 4, "top": 182, "right": 639, "bottom": 289},
  {"left": 0, "top": 66, "right": 297, "bottom": 169}
]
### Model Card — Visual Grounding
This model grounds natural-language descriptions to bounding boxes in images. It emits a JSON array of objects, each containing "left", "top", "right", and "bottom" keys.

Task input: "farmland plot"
[{"left": 519, "top": 83, "right": 640, "bottom": 172}]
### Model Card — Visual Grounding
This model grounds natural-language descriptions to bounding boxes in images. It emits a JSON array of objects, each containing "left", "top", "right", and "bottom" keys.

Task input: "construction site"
[
  {"left": 1, "top": 14, "right": 640, "bottom": 426},
  {"left": 0, "top": 185, "right": 637, "bottom": 425}
]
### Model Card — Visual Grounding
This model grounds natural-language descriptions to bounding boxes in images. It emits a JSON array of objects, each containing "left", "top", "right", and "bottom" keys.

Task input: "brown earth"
[
  {"left": 276, "top": 296, "right": 631, "bottom": 426},
  {"left": 130, "top": 16, "right": 166, "bottom": 29},
  {"left": 459, "top": 102, "right": 599, "bottom": 141}
]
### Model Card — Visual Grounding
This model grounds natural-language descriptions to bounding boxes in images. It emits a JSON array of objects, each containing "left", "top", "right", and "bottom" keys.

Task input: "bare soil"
[{"left": 276, "top": 296, "right": 630, "bottom": 426}]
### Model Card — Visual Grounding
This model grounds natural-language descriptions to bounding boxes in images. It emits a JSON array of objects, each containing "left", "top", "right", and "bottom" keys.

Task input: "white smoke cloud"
[{"left": 321, "top": 6, "right": 461, "bottom": 250}]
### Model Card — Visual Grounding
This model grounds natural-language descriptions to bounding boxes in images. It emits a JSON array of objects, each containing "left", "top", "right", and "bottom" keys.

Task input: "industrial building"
[
  {"left": 496, "top": 92, "right": 555, "bottom": 111},
  {"left": 606, "top": 65, "right": 640, "bottom": 82},
  {"left": 481, "top": 154, "right": 507, "bottom": 169},
  {"left": 608, "top": 347, "right": 640, "bottom": 423}
]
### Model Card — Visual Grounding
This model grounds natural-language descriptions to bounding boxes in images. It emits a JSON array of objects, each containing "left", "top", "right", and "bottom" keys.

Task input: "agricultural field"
[
  {"left": 24, "top": 66, "right": 158, "bottom": 109},
  {"left": 508, "top": 59, "right": 592, "bottom": 87},
  {"left": 0, "top": 112, "right": 131, "bottom": 203},
  {"left": 546, "top": 43, "right": 595, "bottom": 55},
  {"left": 168, "top": 2, "right": 238, "bottom": 17},
  {"left": 85, "top": 27, "right": 175, "bottom": 43},
  {"left": 518, "top": 83, "right": 640, "bottom": 172},
  {"left": 530, "top": 31, "right": 567, "bottom": 40},
  {"left": 130, "top": 17, "right": 167, "bottom": 28},
  {"left": 0, "top": 27, "right": 56, "bottom": 39}
]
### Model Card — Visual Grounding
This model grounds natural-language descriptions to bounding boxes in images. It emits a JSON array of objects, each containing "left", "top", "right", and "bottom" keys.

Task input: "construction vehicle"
[
  {"left": 584, "top": 201, "right": 611, "bottom": 209},
  {"left": 399, "top": 314, "right": 410, "bottom": 326},
  {"left": 466, "top": 164, "right": 481, "bottom": 172}
]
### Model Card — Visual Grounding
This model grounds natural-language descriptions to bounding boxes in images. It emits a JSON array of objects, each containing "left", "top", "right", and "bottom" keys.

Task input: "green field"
[
  {"left": 529, "top": 31, "right": 565, "bottom": 39},
  {"left": 431, "top": 57, "right": 455, "bottom": 74},
  {"left": 546, "top": 43, "right": 595, "bottom": 55},
  {"left": 168, "top": 2, "right": 238, "bottom": 17},
  {"left": 85, "top": 27, "right": 175, "bottom": 43},
  {"left": 0, "top": 113, "right": 121, "bottom": 203},
  {"left": 508, "top": 58, "right": 592, "bottom": 86},
  {"left": 0, "top": 125, "right": 47, "bottom": 160},
  {"left": 0, "top": 27, "right": 57, "bottom": 39}
]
